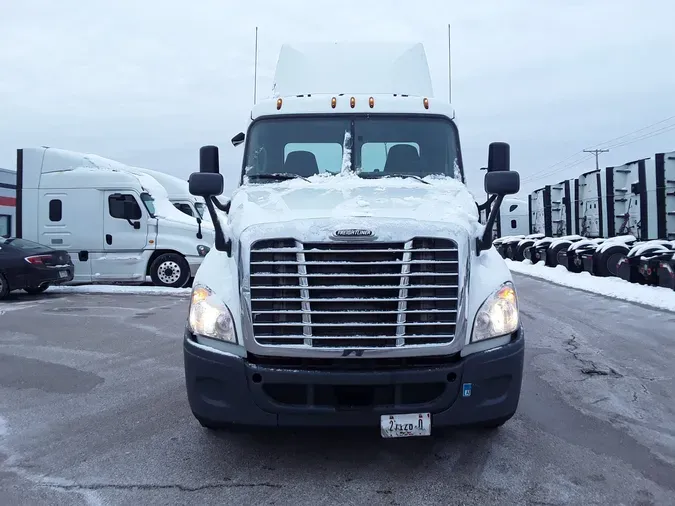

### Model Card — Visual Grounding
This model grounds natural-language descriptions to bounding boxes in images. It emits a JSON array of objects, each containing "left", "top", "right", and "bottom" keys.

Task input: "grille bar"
[
  {"left": 251, "top": 297, "right": 458, "bottom": 302},
  {"left": 253, "top": 309, "right": 458, "bottom": 315},
  {"left": 249, "top": 238, "right": 460, "bottom": 349},
  {"left": 252, "top": 248, "right": 458, "bottom": 254},
  {"left": 251, "top": 272, "right": 456, "bottom": 278},
  {"left": 251, "top": 260, "right": 459, "bottom": 266},
  {"left": 254, "top": 321, "right": 456, "bottom": 327}
]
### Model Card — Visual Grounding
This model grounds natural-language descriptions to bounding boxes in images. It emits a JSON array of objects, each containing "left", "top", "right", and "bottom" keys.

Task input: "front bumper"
[{"left": 184, "top": 327, "right": 525, "bottom": 429}]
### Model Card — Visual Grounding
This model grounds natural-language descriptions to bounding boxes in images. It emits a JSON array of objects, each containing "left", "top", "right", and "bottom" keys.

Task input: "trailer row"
[
  {"left": 496, "top": 149, "right": 675, "bottom": 291},
  {"left": 527, "top": 150, "right": 675, "bottom": 241}
]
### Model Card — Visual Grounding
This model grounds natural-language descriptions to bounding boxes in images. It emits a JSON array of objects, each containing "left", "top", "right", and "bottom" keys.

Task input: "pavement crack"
[
  {"left": 43, "top": 481, "right": 283, "bottom": 493},
  {"left": 565, "top": 335, "right": 623, "bottom": 378}
]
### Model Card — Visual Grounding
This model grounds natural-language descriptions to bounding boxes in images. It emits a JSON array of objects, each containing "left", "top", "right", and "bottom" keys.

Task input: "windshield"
[
  {"left": 140, "top": 193, "right": 156, "bottom": 216},
  {"left": 0, "top": 237, "right": 51, "bottom": 250},
  {"left": 242, "top": 115, "right": 463, "bottom": 182}
]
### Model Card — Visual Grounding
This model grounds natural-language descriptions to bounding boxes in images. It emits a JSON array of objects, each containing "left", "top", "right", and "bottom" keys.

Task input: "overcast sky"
[{"left": 1, "top": 0, "right": 674, "bottom": 199}]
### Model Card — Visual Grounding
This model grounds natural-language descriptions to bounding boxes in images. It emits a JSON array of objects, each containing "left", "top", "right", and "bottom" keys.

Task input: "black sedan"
[{"left": 0, "top": 237, "right": 74, "bottom": 299}]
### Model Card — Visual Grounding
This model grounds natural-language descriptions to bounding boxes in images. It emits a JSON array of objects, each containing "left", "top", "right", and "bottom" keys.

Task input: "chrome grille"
[{"left": 249, "top": 238, "right": 460, "bottom": 349}]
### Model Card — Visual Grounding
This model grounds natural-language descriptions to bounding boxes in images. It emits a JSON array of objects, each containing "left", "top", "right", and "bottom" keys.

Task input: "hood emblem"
[{"left": 331, "top": 228, "right": 376, "bottom": 241}]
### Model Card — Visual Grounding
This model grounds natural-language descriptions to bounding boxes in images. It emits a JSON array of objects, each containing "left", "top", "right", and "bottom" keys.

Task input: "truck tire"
[
  {"left": 0, "top": 273, "right": 9, "bottom": 299},
  {"left": 595, "top": 245, "right": 628, "bottom": 277},
  {"left": 546, "top": 243, "right": 569, "bottom": 267},
  {"left": 150, "top": 253, "right": 191, "bottom": 288},
  {"left": 514, "top": 241, "right": 534, "bottom": 261}
]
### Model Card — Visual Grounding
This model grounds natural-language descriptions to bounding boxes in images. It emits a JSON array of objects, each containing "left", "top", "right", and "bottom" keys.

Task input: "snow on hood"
[{"left": 227, "top": 173, "right": 481, "bottom": 237}]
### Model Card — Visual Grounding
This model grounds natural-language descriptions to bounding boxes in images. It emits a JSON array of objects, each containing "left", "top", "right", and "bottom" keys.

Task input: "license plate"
[
  {"left": 380, "top": 413, "right": 431, "bottom": 438},
  {"left": 59, "top": 270, "right": 68, "bottom": 278}
]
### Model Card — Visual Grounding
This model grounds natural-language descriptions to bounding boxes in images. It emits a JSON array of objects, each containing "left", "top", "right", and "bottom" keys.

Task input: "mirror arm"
[
  {"left": 211, "top": 196, "right": 230, "bottom": 213},
  {"left": 204, "top": 197, "right": 231, "bottom": 256},
  {"left": 476, "top": 194, "right": 498, "bottom": 213},
  {"left": 476, "top": 194, "right": 504, "bottom": 255}
]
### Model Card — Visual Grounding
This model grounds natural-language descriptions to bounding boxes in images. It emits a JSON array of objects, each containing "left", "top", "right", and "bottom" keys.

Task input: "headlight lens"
[
  {"left": 471, "top": 282, "right": 519, "bottom": 342},
  {"left": 188, "top": 285, "right": 236, "bottom": 343}
]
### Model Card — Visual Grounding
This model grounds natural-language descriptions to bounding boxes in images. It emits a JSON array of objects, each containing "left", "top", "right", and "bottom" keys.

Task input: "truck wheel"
[
  {"left": 24, "top": 284, "right": 49, "bottom": 295},
  {"left": 595, "top": 245, "right": 628, "bottom": 277},
  {"left": 514, "top": 241, "right": 533, "bottom": 261},
  {"left": 0, "top": 273, "right": 9, "bottom": 299},
  {"left": 150, "top": 253, "right": 191, "bottom": 288},
  {"left": 546, "top": 243, "right": 568, "bottom": 267}
]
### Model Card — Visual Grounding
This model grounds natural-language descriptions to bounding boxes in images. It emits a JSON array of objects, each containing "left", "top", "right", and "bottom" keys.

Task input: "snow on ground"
[
  {"left": 506, "top": 259, "right": 675, "bottom": 312},
  {"left": 46, "top": 285, "right": 191, "bottom": 296}
]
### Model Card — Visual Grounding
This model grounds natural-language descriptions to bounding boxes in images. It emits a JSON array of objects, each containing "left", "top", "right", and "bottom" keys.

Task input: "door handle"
[{"left": 106, "top": 234, "right": 112, "bottom": 245}]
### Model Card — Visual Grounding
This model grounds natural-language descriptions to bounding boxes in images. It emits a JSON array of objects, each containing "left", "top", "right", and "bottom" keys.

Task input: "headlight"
[
  {"left": 197, "top": 245, "right": 210, "bottom": 257},
  {"left": 471, "top": 282, "right": 519, "bottom": 342},
  {"left": 188, "top": 285, "right": 236, "bottom": 343}
]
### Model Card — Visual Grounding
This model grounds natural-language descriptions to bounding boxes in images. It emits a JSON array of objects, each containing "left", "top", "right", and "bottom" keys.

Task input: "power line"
[
  {"left": 583, "top": 148, "right": 609, "bottom": 170},
  {"left": 523, "top": 116, "right": 675, "bottom": 182},
  {"left": 521, "top": 113, "right": 675, "bottom": 184}
]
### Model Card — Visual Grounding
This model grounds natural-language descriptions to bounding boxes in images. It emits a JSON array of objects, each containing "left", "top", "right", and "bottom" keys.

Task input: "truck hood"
[{"left": 227, "top": 174, "right": 482, "bottom": 237}]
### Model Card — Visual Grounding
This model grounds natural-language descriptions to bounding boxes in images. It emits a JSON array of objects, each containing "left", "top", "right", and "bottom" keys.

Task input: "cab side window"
[
  {"left": 174, "top": 203, "right": 194, "bottom": 216},
  {"left": 109, "top": 194, "right": 142, "bottom": 220}
]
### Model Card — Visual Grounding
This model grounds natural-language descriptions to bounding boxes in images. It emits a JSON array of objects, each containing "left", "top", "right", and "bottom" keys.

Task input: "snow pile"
[
  {"left": 228, "top": 172, "right": 482, "bottom": 239},
  {"left": 506, "top": 259, "right": 675, "bottom": 312},
  {"left": 46, "top": 285, "right": 190, "bottom": 296}
]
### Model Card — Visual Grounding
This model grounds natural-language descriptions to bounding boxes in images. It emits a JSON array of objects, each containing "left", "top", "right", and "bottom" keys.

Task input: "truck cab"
[
  {"left": 182, "top": 42, "right": 524, "bottom": 437},
  {"left": 15, "top": 147, "right": 215, "bottom": 287}
]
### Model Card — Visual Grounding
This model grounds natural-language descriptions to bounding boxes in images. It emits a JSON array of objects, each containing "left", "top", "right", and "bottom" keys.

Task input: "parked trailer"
[
  {"left": 528, "top": 179, "right": 576, "bottom": 238},
  {"left": 0, "top": 168, "right": 16, "bottom": 237},
  {"left": 656, "top": 150, "right": 675, "bottom": 241},
  {"left": 575, "top": 169, "right": 603, "bottom": 238}
]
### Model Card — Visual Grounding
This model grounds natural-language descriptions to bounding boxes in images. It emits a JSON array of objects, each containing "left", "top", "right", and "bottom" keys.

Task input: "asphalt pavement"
[{"left": 1, "top": 275, "right": 674, "bottom": 506}]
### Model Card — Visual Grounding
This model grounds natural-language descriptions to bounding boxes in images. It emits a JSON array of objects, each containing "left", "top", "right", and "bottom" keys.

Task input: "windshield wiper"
[
  {"left": 358, "top": 173, "right": 430, "bottom": 185},
  {"left": 248, "top": 173, "right": 310, "bottom": 182}
]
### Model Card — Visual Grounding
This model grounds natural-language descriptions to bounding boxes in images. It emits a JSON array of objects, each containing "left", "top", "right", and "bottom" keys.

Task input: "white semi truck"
[
  {"left": 14, "top": 147, "right": 215, "bottom": 287},
  {"left": 182, "top": 42, "right": 524, "bottom": 437}
]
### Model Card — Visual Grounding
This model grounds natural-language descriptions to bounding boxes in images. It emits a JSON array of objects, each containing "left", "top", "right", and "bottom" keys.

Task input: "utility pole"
[{"left": 583, "top": 148, "right": 609, "bottom": 170}]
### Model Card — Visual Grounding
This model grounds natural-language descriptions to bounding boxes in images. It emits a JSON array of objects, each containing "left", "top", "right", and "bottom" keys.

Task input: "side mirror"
[
  {"left": 485, "top": 171, "right": 520, "bottom": 196},
  {"left": 200, "top": 145, "right": 220, "bottom": 174},
  {"left": 487, "top": 142, "right": 510, "bottom": 172},
  {"left": 189, "top": 172, "right": 224, "bottom": 197},
  {"left": 195, "top": 145, "right": 231, "bottom": 256},
  {"left": 231, "top": 132, "right": 245, "bottom": 147}
]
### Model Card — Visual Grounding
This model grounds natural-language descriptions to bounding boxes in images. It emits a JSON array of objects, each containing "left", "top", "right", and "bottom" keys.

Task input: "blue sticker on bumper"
[{"left": 462, "top": 383, "right": 472, "bottom": 397}]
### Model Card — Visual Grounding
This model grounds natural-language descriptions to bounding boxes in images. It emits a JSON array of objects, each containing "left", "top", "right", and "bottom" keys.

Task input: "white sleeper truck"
[
  {"left": 15, "top": 147, "right": 215, "bottom": 287},
  {"left": 183, "top": 42, "right": 524, "bottom": 437}
]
